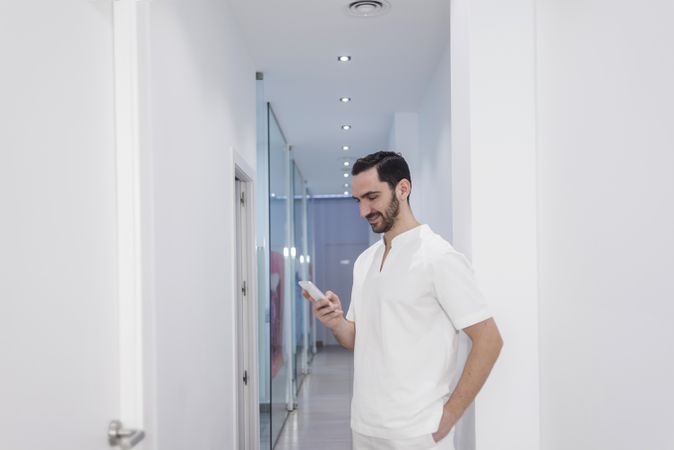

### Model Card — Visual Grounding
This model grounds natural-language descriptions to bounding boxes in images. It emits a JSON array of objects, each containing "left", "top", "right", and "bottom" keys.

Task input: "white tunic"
[{"left": 346, "top": 224, "right": 491, "bottom": 439}]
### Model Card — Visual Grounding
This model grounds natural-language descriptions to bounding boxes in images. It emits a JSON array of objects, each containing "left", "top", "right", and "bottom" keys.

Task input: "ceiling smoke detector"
[{"left": 346, "top": 0, "right": 391, "bottom": 17}]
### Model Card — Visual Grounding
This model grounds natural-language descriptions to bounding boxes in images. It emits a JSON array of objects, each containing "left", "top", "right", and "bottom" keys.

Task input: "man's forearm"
[
  {"left": 331, "top": 318, "right": 355, "bottom": 351},
  {"left": 442, "top": 322, "right": 503, "bottom": 429}
]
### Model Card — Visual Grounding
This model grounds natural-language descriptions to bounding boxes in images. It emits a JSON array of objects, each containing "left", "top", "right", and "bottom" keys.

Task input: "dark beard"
[{"left": 368, "top": 194, "right": 400, "bottom": 234}]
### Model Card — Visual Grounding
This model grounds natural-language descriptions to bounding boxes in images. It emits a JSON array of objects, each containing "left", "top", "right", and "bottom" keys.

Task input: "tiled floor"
[{"left": 274, "top": 346, "right": 354, "bottom": 450}]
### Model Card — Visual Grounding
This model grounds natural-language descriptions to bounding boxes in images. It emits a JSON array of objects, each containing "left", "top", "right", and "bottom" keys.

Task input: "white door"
[
  {"left": 236, "top": 177, "right": 255, "bottom": 449},
  {"left": 235, "top": 167, "right": 262, "bottom": 450},
  {"left": 236, "top": 178, "right": 249, "bottom": 449},
  {"left": 0, "top": 2, "right": 143, "bottom": 449}
]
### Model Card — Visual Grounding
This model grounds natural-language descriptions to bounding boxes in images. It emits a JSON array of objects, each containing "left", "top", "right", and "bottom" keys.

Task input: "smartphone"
[{"left": 298, "top": 280, "right": 327, "bottom": 301}]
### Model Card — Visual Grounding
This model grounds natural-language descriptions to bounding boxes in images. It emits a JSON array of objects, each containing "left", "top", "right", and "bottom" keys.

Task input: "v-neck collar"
[
  {"left": 378, "top": 245, "right": 390, "bottom": 273},
  {"left": 382, "top": 224, "right": 427, "bottom": 249},
  {"left": 377, "top": 224, "right": 427, "bottom": 273}
]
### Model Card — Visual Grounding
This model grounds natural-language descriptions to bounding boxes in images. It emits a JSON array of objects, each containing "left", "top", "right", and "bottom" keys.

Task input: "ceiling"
[{"left": 229, "top": 0, "right": 450, "bottom": 195}]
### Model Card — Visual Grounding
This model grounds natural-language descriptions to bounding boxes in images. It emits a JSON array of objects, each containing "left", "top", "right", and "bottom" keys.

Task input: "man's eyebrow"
[{"left": 352, "top": 190, "right": 381, "bottom": 200}]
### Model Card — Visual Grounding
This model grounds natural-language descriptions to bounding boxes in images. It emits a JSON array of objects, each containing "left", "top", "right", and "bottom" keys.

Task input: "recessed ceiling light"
[
  {"left": 344, "top": 183, "right": 349, "bottom": 188},
  {"left": 343, "top": 173, "right": 349, "bottom": 178},
  {"left": 344, "top": 161, "right": 350, "bottom": 166},
  {"left": 342, "top": 146, "right": 350, "bottom": 151},
  {"left": 340, "top": 97, "right": 351, "bottom": 103},
  {"left": 338, "top": 56, "right": 351, "bottom": 62},
  {"left": 341, "top": 125, "right": 351, "bottom": 130},
  {"left": 344, "top": 191, "right": 349, "bottom": 196},
  {"left": 271, "top": 193, "right": 276, "bottom": 198}
]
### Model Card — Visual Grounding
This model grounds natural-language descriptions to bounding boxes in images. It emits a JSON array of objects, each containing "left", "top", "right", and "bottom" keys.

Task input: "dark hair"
[{"left": 351, "top": 151, "right": 411, "bottom": 200}]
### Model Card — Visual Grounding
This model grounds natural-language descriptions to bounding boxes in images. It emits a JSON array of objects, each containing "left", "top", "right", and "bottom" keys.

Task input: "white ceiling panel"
[{"left": 229, "top": 0, "right": 450, "bottom": 194}]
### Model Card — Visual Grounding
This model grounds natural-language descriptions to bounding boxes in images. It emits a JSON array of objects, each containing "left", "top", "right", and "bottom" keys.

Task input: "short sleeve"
[
  {"left": 346, "top": 301, "right": 355, "bottom": 321},
  {"left": 346, "top": 256, "right": 360, "bottom": 322},
  {"left": 431, "top": 250, "right": 491, "bottom": 330}
]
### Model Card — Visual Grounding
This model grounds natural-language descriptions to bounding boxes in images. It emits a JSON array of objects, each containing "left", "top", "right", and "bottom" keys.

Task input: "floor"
[{"left": 274, "top": 346, "right": 354, "bottom": 449}]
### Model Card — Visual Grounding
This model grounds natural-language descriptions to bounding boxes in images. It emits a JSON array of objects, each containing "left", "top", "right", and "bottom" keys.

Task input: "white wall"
[
  {"left": 448, "top": 1, "right": 674, "bottom": 449},
  {"left": 455, "top": 0, "right": 541, "bottom": 448},
  {"left": 536, "top": 1, "right": 674, "bottom": 449},
  {"left": 0, "top": 2, "right": 120, "bottom": 449},
  {"left": 146, "top": 0, "right": 256, "bottom": 448}
]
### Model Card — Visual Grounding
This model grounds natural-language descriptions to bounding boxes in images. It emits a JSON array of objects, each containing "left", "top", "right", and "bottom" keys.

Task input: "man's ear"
[{"left": 397, "top": 179, "right": 411, "bottom": 200}]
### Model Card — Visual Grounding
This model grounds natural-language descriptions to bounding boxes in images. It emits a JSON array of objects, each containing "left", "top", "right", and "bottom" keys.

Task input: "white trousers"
[{"left": 352, "top": 429, "right": 455, "bottom": 450}]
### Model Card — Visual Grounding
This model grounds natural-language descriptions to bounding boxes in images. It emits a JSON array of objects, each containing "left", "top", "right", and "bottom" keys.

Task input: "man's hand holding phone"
[{"left": 299, "top": 281, "right": 345, "bottom": 331}]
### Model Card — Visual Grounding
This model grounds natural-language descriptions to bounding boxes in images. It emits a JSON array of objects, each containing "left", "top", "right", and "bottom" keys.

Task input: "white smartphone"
[{"left": 298, "top": 280, "right": 327, "bottom": 301}]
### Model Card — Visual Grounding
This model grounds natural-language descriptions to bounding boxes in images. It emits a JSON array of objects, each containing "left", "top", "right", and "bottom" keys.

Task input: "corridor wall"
[
  {"left": 386, "top": 44, "right": 452, "bottom": 246},
  {"left": 146, "top": 0, "right": 256, "bottom": 449},
  {"left": 450, "top": 1, "right": 540, "bottom": 449}
]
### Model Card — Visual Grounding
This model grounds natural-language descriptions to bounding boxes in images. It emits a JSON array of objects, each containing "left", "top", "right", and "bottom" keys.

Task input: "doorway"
[{"left": 235, "top": 168, "right": 259, "bottom": 450}]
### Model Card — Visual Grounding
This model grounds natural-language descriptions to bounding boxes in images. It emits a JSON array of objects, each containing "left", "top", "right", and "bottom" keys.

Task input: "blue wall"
[{"left": 312, "top": 198, "right": 371, "bottom": 346}]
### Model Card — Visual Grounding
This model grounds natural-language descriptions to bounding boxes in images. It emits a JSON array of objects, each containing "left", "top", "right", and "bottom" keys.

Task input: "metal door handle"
[{"left": 108, "top": 420, "right": 145, "bottom": 449}]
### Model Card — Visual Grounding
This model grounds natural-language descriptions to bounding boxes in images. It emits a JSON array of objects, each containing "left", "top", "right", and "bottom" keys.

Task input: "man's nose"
[{"left": 359, "top": 202, "right": 370, "bottom": 218}]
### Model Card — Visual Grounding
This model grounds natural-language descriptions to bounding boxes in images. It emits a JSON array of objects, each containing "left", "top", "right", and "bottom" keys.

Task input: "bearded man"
[{"left": 302, "top": 151, "right": 503, "bottom": 450}]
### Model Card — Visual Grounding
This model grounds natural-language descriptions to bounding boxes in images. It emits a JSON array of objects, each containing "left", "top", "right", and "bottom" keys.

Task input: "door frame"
[
  {"left": 114, "top": 2, "right": 156, "bottom": 448},
  {"left": 234, "top": 152, "right": 260, "bottom": 450}
]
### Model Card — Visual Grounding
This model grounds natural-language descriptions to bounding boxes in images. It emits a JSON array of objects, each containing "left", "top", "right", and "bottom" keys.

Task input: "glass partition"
[
  {"left": 268, "top": 105, "right": 291, "bottom": 447},
  {"left": 293, "top": 163, "right": 307, "bottom": 390},
  {"left": 257, "top": 102, "right": 318, "bottom": 448}
]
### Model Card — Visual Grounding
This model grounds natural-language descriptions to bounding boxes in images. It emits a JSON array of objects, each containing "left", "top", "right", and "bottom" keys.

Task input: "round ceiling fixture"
[{"left": 346, "top": 0, "right": 391, "bottom": 17}]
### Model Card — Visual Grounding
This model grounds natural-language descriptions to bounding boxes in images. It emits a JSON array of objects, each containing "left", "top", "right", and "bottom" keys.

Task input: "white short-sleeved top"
[{"left": 345, "top": 224, "right": 491, "bottom": 439}]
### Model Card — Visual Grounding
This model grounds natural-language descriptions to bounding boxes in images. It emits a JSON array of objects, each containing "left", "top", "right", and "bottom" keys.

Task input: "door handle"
[{"left": 108, "top": 420, "right": 145, "bottom": 449}]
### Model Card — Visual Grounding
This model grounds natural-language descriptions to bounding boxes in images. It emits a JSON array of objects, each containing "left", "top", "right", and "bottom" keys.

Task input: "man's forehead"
[
  {"left": 353, "top": 167, "right": 382, "bottom": 184},
  {"left": 352, "top": 170, "right": 387, "bottom": 195}
]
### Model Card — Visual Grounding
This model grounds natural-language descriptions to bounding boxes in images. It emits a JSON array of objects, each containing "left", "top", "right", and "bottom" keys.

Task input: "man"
[{"left": 302, "top": 151, "right": 503, "bottom": 450}]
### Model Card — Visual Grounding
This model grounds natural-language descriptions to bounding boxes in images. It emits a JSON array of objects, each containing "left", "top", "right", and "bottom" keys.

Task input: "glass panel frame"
[
  {"left": 292, "top": 162, "right": 308, "bottom": 391},
  {"left": 255, "top": 81, "right": 271, "bottom": 450}
]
